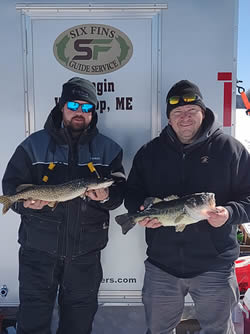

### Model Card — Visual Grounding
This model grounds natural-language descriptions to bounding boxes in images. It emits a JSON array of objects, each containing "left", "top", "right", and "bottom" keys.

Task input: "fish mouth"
[
  {"left": 208, "top": 193, "right": 216, "bottom": 208},
  {"left": 87, "top": 179, "right": 114, "bottom": 190},
  {"left": 202, "top": 192, "right": 216, "bottom": 209},
  {"left": 185, "top": 192, "right": 216, "bottom": 220}
]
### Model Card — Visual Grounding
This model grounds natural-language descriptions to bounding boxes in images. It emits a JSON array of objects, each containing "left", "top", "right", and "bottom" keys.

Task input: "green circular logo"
[{"left": 53, "top": 23, "right": 133, "bottom": 75}]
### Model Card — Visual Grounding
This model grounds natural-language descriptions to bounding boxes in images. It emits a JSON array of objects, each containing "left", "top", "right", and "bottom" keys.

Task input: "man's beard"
[{"left": 65, "top": 117, "right": 90, "bottom": 136}]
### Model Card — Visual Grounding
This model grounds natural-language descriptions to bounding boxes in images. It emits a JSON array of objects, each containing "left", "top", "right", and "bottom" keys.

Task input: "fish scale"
[
  {"left": 115, "top": 192, "right": 216, "bottom": 234},
  {"left": 0, "top": 177, "right": 114, "bottom": 214}
]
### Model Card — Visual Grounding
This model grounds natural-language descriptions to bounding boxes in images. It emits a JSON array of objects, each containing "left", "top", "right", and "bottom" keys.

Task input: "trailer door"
[{"left": 18, "top": 4, "right": 165, "bottom": 304}]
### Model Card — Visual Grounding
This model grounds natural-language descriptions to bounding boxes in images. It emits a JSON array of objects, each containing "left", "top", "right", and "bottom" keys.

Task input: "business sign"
[{"left": 53, "top": 23, "right": 133, "bottom": 75}]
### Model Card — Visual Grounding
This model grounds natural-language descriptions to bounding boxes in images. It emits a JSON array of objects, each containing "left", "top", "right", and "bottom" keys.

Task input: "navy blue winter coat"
[
  {"left": 125, "top": 108, "right": 250, "bottom": 278},
  {"left": 2, "top": 105, "right": 125, "bottom": 257}
]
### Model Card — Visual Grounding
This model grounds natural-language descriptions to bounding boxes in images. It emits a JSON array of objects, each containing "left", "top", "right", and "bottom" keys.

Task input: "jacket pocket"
[
  {"left": 210, "top": 224, "right": 238, "bottom": 255},
  {"left": 19, "top": 215, "right": 61, "bottom": 255},
  {"left": 78, "top": 222, "right": 109, "bottom": 255}
]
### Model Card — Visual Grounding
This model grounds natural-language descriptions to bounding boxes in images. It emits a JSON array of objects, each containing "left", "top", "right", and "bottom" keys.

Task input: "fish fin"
[
  {"left": 52, "top": 202, "right": 59, "bottom": 211},
  {"left": 143, "top": 197, "right": 162, "bottom": 208},
  {"left": 79, "top": 188, "right": 87, "bottom": 197},
  {"left": 115, "top": 213, "right": 136, "bottom": 235},
  {"left": 0, "top": 195, "right": 12, "bottom": 214},
  {"left": 175, "top": 219, "right": 186, "bottom": 232},
  {"left": 16, "top": 184, "right": 34, "bottom": 193},
  {"left": 175, "top": 223, "right": 186, "bottom": 232},
  {"left": 48, "top": 202, "right": 58, "bottom": 211},
  {"left": 174, "top": 214, "right": 185, "bottom": 224},
  {"left": 164, "top": 195, "right": 179, "bottom": 201},
  {"left": 174, "top": 214, "right": 187, "bottom": 232},
  {"left": 110, "top": 171, "right": 126, "bottom": 179}
]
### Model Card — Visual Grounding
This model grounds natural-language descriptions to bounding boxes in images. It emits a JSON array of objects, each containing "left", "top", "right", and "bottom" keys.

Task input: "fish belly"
[
  {"left": 137, "top": 214, "right": 197, "bottom": 227},
  {"left": 14, "top": 187, "right": 85, "bottom": 202},
  {"left": 161, "top": 214, "right": 197, "bottom": 227},
  {"left": 132, "top": 211, "right": 198, "bottom": 229}
]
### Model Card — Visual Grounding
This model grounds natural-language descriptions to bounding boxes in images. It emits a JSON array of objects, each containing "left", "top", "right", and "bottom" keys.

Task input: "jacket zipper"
[
  {"left": 179, "top": 152, "right": 186, "bottom": 274},
  {"left": 181, "top": 152, "right": 186, "bottom": 185},
  {"left": 62, "top": 135, "right": 75, "bottom": 258}
]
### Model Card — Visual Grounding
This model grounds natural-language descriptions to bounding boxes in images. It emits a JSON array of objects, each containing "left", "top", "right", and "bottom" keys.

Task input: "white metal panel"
[
  {"left": 0, "top": 0, "right": 27, "bottom": 308},
  {"left": 160, "top": 0, "right": 238, "bottom": 135},
  {"left": 0, "top": 0, "right": 238, "bottom": 310}
]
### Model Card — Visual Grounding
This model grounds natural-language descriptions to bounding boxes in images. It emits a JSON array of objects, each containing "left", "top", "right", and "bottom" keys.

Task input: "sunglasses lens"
[
  {"left": 168, "top": 94, "right": 198, "bottom": 105},
  {"left": 169, "top": 96, "right": 180, "bottom": 105},
  {"left": 67, "top": 102, "right": 94, "bottom": 113},
  {"left": 67, "top": 101, "right": 79, "bottom": 111},
  {"left": 81, "top": 104, "right": 94, "bottom": 113},
  {"left": 183, "top": 94, "right": 197, "bottom": 102}
]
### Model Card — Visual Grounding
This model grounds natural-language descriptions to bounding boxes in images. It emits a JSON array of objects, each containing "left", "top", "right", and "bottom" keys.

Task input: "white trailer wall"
[{"left": 0, "top": 1, "right": 238, "bottom": 331}]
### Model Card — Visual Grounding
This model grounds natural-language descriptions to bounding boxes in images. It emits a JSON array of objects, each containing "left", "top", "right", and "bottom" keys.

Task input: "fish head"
[
  {"left": 86, "top": 177, "right": 114, "bottom": 190},
  {"left": 184, "top": 192, "right": 216, "bottom": 220}
]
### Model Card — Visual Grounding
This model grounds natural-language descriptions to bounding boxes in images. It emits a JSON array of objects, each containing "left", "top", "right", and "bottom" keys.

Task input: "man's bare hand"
[
  {"left": 23, "top": 199, "right": 50, "bottom": 210},
  {"left": 207, "top": 206, "right": 229, "bottom": 228},
  {"left": 85, "top": 188, "right": 109, "bottom": 201},
  {"left": 137, "top": 205, "right": 162, "bottom": 229}
]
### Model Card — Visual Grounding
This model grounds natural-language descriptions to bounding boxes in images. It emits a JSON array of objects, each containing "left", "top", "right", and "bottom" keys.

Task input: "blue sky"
[{"left": 237, "top": 0, "right": 250, "bottom": 92}]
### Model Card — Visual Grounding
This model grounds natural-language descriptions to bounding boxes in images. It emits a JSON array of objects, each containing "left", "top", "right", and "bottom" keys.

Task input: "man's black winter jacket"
[
  {"left": 2, "top": 105, "right": 125, "bottom": 257},
  {"left": 125, "top": 108, "right": 250, "bottom": 278}
]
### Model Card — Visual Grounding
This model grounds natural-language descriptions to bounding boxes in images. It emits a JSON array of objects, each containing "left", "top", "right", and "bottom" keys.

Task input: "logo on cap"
[{"left": 200, "top": 156, "right": 209, "bottom": 164}]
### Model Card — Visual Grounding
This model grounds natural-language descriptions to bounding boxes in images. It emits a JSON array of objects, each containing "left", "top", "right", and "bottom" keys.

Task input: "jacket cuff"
[
  {"left": 100, "top": 197, "right": 110, "bottom": 204},
  {"left": 224, "top": 205, "right": 234, "bottom": 224}
]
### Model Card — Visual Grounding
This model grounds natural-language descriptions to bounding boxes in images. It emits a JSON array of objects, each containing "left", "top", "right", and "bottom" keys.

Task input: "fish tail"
[
  {"left": 0, "top": 195, "right": 12, "bottom": 214},
  {"left": 115, "top": 214, "right": 136, "bottom": 235}
]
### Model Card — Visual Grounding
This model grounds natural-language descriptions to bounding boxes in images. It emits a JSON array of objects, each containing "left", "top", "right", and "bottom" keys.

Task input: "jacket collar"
[{"left": 44, "top": 104, "right": 98, "bottom": 145}]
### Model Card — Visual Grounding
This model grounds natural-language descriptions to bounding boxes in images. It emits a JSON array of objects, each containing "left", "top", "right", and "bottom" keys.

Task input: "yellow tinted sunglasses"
[{"left": 168, "top": 94, "right": 199, "bottom": 105}]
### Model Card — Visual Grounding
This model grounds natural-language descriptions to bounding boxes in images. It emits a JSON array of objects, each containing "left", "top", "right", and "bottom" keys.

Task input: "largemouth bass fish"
[
  {"left": 115, "top": 192, "right": 216, "bottom": 235},
  {"left": 0, "top": 177, "right": 114, "bottom": 214}
]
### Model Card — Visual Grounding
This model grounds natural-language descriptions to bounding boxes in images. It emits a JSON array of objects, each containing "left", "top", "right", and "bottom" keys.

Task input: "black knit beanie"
[
  {"left": 59, "top": 77, "right": 98, "bottom": 109},
  {"left": 166, "top": 80, "right": 206, "bottom": 118}
]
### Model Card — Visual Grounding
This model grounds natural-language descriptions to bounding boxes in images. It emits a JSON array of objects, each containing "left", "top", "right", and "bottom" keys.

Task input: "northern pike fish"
[
  {"left": 115, "top": 192, "right": 216, "bottom": 235},
  {"left": 0, "top": 177, "right": 114, "bottom": 214}
]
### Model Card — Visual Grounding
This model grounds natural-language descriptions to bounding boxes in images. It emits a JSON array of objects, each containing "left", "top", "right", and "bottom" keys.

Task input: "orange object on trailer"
[
  {"left": 241, "top": 91, "right": 250, "bottom": 110},
  {"left": 237, "top": 82, "right": 250, "bottom": 115}
]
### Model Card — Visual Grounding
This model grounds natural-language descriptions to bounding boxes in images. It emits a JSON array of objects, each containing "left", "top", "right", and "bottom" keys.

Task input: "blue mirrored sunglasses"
[{"left": 66, "top": 101, "right": 94, "bottom": 113}]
